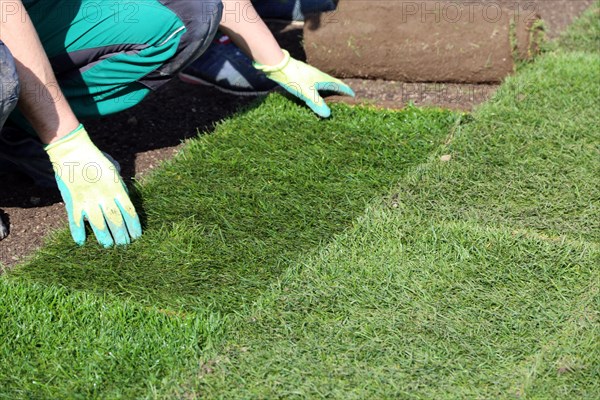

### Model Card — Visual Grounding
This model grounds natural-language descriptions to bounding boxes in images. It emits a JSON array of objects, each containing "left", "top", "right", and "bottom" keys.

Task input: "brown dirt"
[
  {"left": 327, "top": 80, "right": 500, "bottom": 111},
  {"left": 0, "top": 0, "right": 593, "bottom": 268}
]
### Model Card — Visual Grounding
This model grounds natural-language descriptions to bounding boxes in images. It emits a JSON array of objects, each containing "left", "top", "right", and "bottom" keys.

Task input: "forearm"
[
  {"left": 219, "top": 0, "right": 284, "bottom": 65},
  {"left": 0, "top": 0, "right": 79, "bottom": 144}
]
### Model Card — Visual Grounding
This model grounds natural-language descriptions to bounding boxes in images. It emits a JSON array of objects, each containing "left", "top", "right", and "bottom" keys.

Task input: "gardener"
[{"left": 0, "top": 0, "right": 354, "bottom": 245}]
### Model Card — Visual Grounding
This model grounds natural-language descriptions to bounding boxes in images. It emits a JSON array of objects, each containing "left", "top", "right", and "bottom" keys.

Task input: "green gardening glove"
[
  {"left": 254, "top": 50, "right": 355, "bottom": 118},
  {"left": 45, "top": 124, "right": 142, "bottom": 247}
]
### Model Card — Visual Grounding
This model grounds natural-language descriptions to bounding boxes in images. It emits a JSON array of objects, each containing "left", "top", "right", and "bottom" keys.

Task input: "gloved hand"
[
  {"left": 254, "top": 50, "right": 355, "bottom": 118},
  {"left": 45, "top": 124, "right": 142, "bottom": 247}
]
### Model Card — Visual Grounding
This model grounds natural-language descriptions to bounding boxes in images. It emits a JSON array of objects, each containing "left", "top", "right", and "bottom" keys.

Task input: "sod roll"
[{"left": 304, "top": 1, "right": 545, "bottom": 83}]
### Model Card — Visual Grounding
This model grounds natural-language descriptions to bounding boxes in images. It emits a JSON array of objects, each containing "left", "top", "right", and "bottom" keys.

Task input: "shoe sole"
[
  {"left": 262, "top": 19, "right": 305, "bottom": 27},
  {"left": 178, "top": 73, "right": 273, "bottom": 97}
]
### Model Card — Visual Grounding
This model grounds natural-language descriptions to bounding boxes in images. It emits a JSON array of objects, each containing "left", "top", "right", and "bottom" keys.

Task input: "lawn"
[
  {"left": 1, "top": 3, "right": 599, "bottom": 398},
  {"left": 2, "top": 86, "right": 459, "bottom": 398}
]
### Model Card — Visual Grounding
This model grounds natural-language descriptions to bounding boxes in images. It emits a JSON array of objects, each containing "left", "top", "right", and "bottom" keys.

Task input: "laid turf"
[
  {"left": 180, "top": 5, "right": 600, "bottom": 398},
  {"left": 0, "top": 279, "right": 224, "bottom": 399},
  {"left": 8, "top": 102, "right": 457, "bottom": 311},
  {"left": 2, "top": 97, "right": 457, "bottom": 397},
  {"left": 397, "top": 50, "right": 600, "bottom": 243},
  {"left": 557, "top": 4, "right": 600, "bottom": 53},
  {"left": 2, "top": 3, "right": 598, "bottom": 398},
  {"left": 191, "top": 217, "right": 599, "bottom": 399}
]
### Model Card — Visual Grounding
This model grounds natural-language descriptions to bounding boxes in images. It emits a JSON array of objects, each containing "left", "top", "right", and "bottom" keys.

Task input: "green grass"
[
  {"left": 398, "top": 51, "right": 600, "bottom": 243},
  {"left": 192, "top": 217, "right": 599, "bottom": 399},
  {"left": 2, "top": 3, "right": 599, "bottom": 398},
  {"left": 0, "top": 279, "right": 225, "bottom": 399},
  {"left": 557, "top": 3, "right": 600, "bottom": 53},
  {"left": 2, "top": 99, "right": 457, "bottom": 397},
  {"left": 183, "top": 10, "right": 600, "bottom": 396},
  {"left": 8, "top": 102, "right": 457, "bottom": 311}
]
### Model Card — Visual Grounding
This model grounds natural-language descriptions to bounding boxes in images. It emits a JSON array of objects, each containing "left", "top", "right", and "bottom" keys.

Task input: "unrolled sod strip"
[{"left": 304, "top": 1, "right": 545, "bottom": 83}]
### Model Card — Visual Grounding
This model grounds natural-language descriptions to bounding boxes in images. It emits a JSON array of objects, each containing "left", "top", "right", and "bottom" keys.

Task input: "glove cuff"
[
  {"left": 253, "top": 50, "right": 291, "bottom": 73},
  {"left": 44, "top": 124, "right": 86, "bottom": 152}
]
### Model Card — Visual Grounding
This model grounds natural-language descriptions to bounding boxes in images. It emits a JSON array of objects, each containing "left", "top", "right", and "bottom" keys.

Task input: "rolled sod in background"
[{"left": 304, "top": 0, "right": 545, "bottom": 83}]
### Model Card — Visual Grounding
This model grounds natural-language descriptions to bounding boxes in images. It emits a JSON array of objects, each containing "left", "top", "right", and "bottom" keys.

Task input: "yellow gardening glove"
[
  {"left": 45, "top": 124, "right": 142, "bottom": 247},
  {"left": 254, "top": 50, "right": 355, "bottom": 118}
]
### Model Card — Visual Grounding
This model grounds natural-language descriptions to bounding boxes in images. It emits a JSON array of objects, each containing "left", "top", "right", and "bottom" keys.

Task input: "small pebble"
[{"left": 440, "top": 154, "right": 452, "bottom": 162}]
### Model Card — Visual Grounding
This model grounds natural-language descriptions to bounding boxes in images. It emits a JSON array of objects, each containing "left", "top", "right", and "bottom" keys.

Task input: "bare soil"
[{"left": 0, "top": 0, "right": 593, "bottom": 268}]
